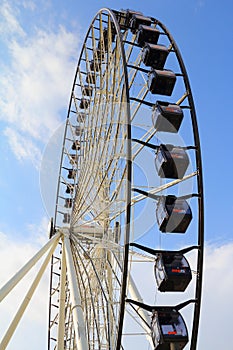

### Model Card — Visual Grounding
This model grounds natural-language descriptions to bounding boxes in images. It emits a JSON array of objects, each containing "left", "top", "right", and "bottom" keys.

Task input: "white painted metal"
[
  {"left": 49, "top": 10, "right": 132, "bottom": 348},
  {"left": 0, "top": 232, "right": 61, "bottom": 303},
  {"left": 57, "top": 237, "right": 67, "bottom": 350},
  {"left": 71, "top": 232, "right": 123, "bottom": 350},
  {"left": 0, "top": 236, "right": 59, "bottom": 350},
  {"left": 128, "top": 274, "right": 152, "bottom": 338},
  {"left": 132, "top": 171, "right": 198, "bottom": 205},
  {"left": 63, "top": 234, "right": 88, "bottom": 350},
  {"left": 110, "top": 252, "right": 154, "bottom": 348}
]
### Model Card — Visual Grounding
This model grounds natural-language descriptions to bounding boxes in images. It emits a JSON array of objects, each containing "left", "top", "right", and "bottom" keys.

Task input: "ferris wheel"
[{"left": 0, "top": 7, "right": 204, "bottom": 350}]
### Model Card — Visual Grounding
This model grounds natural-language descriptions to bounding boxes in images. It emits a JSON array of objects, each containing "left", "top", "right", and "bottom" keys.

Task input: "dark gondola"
[
  {"left": 90, "top": 59, "right": 100, "bottom": 72},
  {"left": 151, "top": 308, "right": 188, "bottom": 350},
  {"left": 136, "top": 24, "right": 160, "bottom": 47},
  {"left": 86, "top": 72, "right": 96, "bottom": 84},
  {"left": 64, "top": 198, "right": 72, "bottom": 209},
  {"left": 72, "top": 141, "right": 80, "bottom": 151},
  {"left": 152, "top": 101, "right": 184, "bottom": 133},
  {"left": 154, "top": 252, "right": 192, "bottom": 292},
  {"left": 142, "top": 44, "right": 168, "bottom": 69},
  {"left": 63, "top": 213, "right": 71, "bottom": 224},
  {"left": 148, "top": 69, "right": 176, "bottom": 96},
  {"left": 67, "top": 169, "right": 76, "bottom": 180},
  {"left": 155, "top": 144, "right": 189, "bottom": 179},
  {"left": 130, "top": 14, "right": 151, "bottom": 33},
  {"left": 79, "top": 98, "right": 90, "bottom": 109},
  {"left": 81, "top": 85, "right": 93, "bottom": 97},
  {"left": 113, "top": 9, "right": 142, "bottom": 30},
  {"left": 156, "top": 195, "right": 192, "bottom": 233}
]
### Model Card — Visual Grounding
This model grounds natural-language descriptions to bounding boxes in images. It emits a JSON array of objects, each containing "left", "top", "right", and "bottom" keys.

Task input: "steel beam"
[{"left": 63, "top": 235, "right": 88, "bottom": 350}]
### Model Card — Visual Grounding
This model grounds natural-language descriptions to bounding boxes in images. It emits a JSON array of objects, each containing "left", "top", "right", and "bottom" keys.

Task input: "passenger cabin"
[
  {"left": 74, "top": 126, "right": 83, "bottom": 137},
  {"left": 154, "top": 253, "right": 192, "bottom": 292},
  {"left": 151, "top": 308, "right": 188, "bottom": 350},
  {"left": 136, "top": 24, "right": 160, "bottom": 47},
  {"left": 113, "top": 9, "right": 142, "bottom": 30},
  {"left": 63, "top": 213, "right": 71, "bottom": 224},
  {"left": 155, "top": 144, "right": 189, "bottom": 179},
  {"left": 152, "top": 101, "right": 183, "bottom": 133},
  {"left": 142, "top": 44, "right": 168, "bottom": 69},
  {"left": 64, "top": 198, "right": 72, "bottom": 208},
  {"left": 77, "top": 112, "right": 86, "bottom": 124},
  {"left": 94, "top": 48, "right": 105, "bottom": 61},
  {"left": 90, "top": 59, "right": 100, "bottom": 72},
  {"left": 156, "top": 195, "right": 192, "bottom": 233},
  {"left": 86, "top": 72, "right": 96, "bottom": 84},
  {"left": 72, "top": 140, "right": 80, "bottom": 151},
  {"left": 66, "top": 185, "right": 74, "bottom": 194},
  {"left": 79, "top": 98, "right": 90, "bottom": 109},
  {"left": 67, "top": 169, "right": 76, "bottom": 180},
  {"left": 101, "top": 28, "right": 116, "bottom": 51},
  {"left": 148, "top": 69, "right": 176, "bottom": 96},
  {"left": 130, "top": 14, "right": 151, "bottom": 33},
  {"left": 82, "top": 85, "right": 93, "bottom": 97}
]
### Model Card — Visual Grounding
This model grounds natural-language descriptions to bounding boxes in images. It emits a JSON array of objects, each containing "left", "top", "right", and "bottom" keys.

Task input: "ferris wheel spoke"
[
  {"left": 132, "top": 171, "right": 198, "bottom": 205},
  {"left": 71, "top": 235, "right": 123, "bottom": 348},
  {"left": 72, "top": 130, "right": 127, "bottom": 223}
]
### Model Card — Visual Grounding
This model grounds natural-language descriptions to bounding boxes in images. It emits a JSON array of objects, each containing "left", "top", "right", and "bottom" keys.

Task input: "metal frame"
[
  {"left": 0, "top": 7, "right": 204, "bottom": 350},
  {"left": 48, "top": 8, "right": 204, "bottom": 350}
]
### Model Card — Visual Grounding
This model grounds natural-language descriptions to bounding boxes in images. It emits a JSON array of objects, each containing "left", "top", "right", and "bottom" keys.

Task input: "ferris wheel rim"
[
  {"left": 48, "top": 8, "right": 204, "bottom": 350},
  {"left": 153, "top": 19, "right": 204, "bottom": 349}
]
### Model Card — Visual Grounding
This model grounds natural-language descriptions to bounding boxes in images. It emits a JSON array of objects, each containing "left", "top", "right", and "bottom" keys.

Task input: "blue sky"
[{"left": 0, "top": 0, "right": 232, "bottom": 349}]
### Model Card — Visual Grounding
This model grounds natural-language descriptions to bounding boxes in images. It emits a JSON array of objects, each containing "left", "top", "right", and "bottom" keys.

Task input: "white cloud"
[
  {"left": 0, "top": 1, "right": 25, "bottom": 39},
  {"left": 0, "top": 1, "right": 80, "bottom": 166},
  {"left": 4, "top": 127, "right": 42, "bottom": 169},
  {"left": 21, "top": 0, "right": 36, "bottom": 11},
  {"left": 26, "top": 215, "right": 51, "bottom": 246},
  {"left": 198, "top": 242, "right": 233, "bottom": 349},
  {"left": 1, "top": 26, "right": 79, "bottom": 139}
]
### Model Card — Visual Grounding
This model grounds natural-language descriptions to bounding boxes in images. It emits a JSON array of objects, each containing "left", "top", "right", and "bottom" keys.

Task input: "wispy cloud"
[
  {"left": 195, "top": 0, "right": 205, "bottom": 12},
  {"left": 195, "top": 242, "right": 233, "bottom": 348},
  {"left": 0, "top": 0, "right": 80, "bottom": 167},
  {"left": 0, "top": 1, "right": 25, "bottom": 39},
  {"left": 21, "top": 0, "right": 36, "bottom": 11},
  {"left": 4, "top": 127, "right": 42, "bottom": 169},
  {"left": 26, "top": 215, "right": 51, "bottom": 245},
  {"left": 1, "top": 26, "right": 79, "bottom": 139}
]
